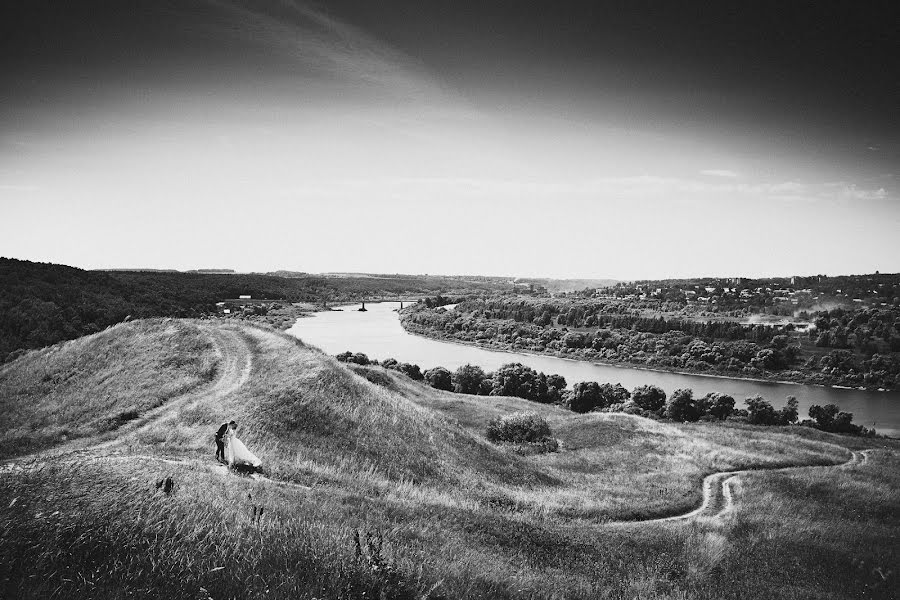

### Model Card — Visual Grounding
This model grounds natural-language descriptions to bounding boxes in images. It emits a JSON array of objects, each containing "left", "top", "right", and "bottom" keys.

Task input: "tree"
[
  {"left": 397, "top": 362, "right": 423, "bottom": 381},
  {"left": 424, "top": 366, "right": 453, "bottom": 391},
  {"left": 703, "top": 393, "right": 735, "bottom": 420},
  {"left": 745, "top": 395, "right": 779, "bottom": 425},
  {"left": 631, "top": 385, "right": 667, "bottom": 412},
  {"left": 832, "top": 411, "right": 857, "bottom": 433},
  {"left": 779, "top": 396, "right": 799, "bottom": 424},
  {"left": 546, "top": 374, "right": 567, "bottom": 404},
  {"left": 598, "top": 383, "right": 631, "bottom": 406},
  {"left": 453, "top": 364, "right": 486, "bottom": 395},
  {"left": 568, "top": 381, "right": 602, "bottom": 413},
  {"left": 809, "top": 403, "right": 839, "bottom": 429},
  {"left": 665, "top": 388, "right": 701, "bottom": 422},
  {"left": 490, "top": 363, "right": 544, "bottom": 401},
  {"left": 808, "top": 403, "right": 859, "bottom": 432}
]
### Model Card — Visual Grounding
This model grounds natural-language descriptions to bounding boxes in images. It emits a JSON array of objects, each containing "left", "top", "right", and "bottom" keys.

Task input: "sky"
[{"left": 1, "top": 0, "right": 898, "bottom": 280}]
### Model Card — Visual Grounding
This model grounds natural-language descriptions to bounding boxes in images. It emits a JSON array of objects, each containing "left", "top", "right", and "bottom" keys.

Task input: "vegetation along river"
[{"left": 289, "top": 301, "right": 900, "bottom": 437}]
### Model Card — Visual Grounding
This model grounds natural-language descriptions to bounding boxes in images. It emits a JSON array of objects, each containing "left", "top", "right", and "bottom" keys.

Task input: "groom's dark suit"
[{"left": 214, "top": 422, "right": 229, "bottom": 461}]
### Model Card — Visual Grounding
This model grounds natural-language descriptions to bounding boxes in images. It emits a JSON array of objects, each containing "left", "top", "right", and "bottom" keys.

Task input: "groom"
[{"left": 214, "top": 420, "right": 235, "bottom": 463}]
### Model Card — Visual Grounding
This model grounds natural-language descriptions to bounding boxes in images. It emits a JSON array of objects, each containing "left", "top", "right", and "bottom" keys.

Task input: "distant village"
[{"left": 534, "top": 273, "right": 900, "bottom": 313}]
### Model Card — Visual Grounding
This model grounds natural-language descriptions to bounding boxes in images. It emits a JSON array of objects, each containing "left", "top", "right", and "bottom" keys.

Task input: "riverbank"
[{"left": 399, "top": 321, "right": 893, "bottom": 393}]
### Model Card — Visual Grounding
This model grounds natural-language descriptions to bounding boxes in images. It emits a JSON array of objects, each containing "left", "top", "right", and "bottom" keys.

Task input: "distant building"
[{"left": 239, "top": 295, "right": 251, "bottom": 299}]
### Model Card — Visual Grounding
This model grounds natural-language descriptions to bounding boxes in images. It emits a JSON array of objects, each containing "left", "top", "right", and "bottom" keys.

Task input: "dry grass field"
[{"left": 1, "top": 319, "right": 897, "bottom": 599}]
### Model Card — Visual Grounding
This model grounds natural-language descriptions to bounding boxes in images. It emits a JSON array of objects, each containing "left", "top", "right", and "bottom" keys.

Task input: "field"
[{"left": 1, "top": 319, "right": 897, "bottom": 599}]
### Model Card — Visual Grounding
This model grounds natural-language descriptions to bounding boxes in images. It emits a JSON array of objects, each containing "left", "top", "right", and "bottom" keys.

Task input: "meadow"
[{"left": 0, "top": 319, "right": 897, "bottom": 598}]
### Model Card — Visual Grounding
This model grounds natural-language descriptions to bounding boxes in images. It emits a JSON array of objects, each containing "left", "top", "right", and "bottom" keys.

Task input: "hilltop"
[
  {"left": 1, "top": 319, "right": 898, "bottom": 598},
  {"left": 0, "top": 258, "right": 514, "bottom": 364}
]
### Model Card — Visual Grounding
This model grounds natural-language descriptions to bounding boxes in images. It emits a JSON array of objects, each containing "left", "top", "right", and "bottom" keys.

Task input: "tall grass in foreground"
[
  {"left": 0, "top": 460, "right": 429, "bottom": 599},
  {"left": 2, "top": 448, "right": 897, "bottom": 599}
]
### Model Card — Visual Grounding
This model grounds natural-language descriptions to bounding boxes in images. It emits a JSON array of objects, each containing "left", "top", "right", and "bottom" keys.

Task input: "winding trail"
[
  {"left": 622, "top": 448, "right": 874, "bottom": 526},
  {"left": 89, "top": 325, "right": 253, "bottom": 453}
]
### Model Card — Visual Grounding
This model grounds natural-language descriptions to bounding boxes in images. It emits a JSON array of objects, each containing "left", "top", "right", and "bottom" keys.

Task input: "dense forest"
[
  {"left": 401, "top": 295, "right": 900, "bottom": 390},
  {"left": 0, "top": 258, "right": 509, "bottom": 362}
]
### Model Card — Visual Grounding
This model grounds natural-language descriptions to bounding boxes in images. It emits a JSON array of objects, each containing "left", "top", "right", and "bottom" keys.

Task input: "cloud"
[
  {"left": 277, "top": 175, "right": 890, "bottom": 206},
  {"left": 700, "top": 169, "right": 739, "bottom": 178},
  {"left": 201, "top": 0, "right": 452, "bottom": 102}
]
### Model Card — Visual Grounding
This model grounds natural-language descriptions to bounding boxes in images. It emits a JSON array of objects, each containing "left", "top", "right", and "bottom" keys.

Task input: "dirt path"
[
  {"left": 89, "top": 325, "right": 253, "bottom": 452},
  {"left": 0, "top": 323, "right": 253, "bottom": 466},
  {"left": 620, "top": 448, "right": 873, "bottom": 526}
]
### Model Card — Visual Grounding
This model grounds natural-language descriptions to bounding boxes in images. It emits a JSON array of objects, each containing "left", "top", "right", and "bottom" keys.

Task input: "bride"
[{"left": 224, "top": 421, "right": 262, "bottom": 468}]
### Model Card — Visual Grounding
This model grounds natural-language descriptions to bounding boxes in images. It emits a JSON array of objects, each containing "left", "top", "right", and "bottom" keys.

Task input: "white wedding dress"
[{"left": 225, "top": 427, "right": 262, "bottom": 468}]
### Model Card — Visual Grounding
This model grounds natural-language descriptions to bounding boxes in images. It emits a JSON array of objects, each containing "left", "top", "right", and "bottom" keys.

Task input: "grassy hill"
[
  {"left": 1, "top": 319, "right": 897, "bottom": 599},
  {"left": 0, "top": 319, "right": 219, "bottom": 457}
]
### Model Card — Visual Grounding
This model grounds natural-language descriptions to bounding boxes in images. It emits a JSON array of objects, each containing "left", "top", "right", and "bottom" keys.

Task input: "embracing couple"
[{"left": 214, "top": 420, "right": 262, "bottom": 468}]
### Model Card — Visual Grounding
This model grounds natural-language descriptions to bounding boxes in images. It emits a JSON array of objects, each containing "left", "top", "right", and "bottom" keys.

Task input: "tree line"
[
  {"left": 401, "top": 298, "right": 900, "bottom": 390},
  {"left": 336, "top": 352, "right": 876, "bottom": 436},
  {"left": 0, "top": 258, "right": 510, "bottom": 363}
]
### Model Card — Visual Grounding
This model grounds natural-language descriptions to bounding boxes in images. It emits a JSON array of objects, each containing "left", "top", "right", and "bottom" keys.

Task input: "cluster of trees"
[
  {"left": 811, "top": 307, "right": 900, "bottom": 355},
  {"left": 337, "top": 351, "right": 874, "bottom": 436},
  {"left": 801, "top": 349, "right": 900, "bottom": 390},
  {"left": 402, "top": 301, "right": 801, "bottom": 378},
  {"left": 0, "top": 258, "right": 514, "bottom": 363},
  {"left": 336, "top": 353, "right": 566, "bottom": 403},
  {"left": 337, "top": 351, "right": 875, "bottom": 435},
  {"left": 421, "top": 295, "right": 455, "bottom": 309},
  {"left": 440, "top": 297, "right": 780, "bottom": 343},
  {"left": 807, "top": 403, "right": 872, "bottom": 435},
  {"left": 335, "top": 351, "right": 424, "bottom": 381},
  {"left": 402, "top": 296, "right": 900, "bottom": 390}
]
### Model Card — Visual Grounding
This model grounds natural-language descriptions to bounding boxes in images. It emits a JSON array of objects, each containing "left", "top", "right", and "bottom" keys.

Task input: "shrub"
[
  {"left": 809, "top": 403, "right": 864, "bottom": 434},
  {"left": 397, "top": 363, "right": 423, "bottom": 381},
  {"left": 423, "top": 367, "right": 453, "bottom": 391},
  {"left": 453, "top": 364, "right": 487, "bottom": 395},
  {"left": 604, "top": 399, "right": 644, "bottom": 415},
  {"left": 665, "top": 388, "right": 702, "bottom": 422},
  {"left": 702, "top": 393, "right": 735, "bottom": 420},
  {"left": 745, "top": 395, "right": 780, "bottom": 425},
  {"left": 335, "top": 351, "right": 371, "bottom": 365},
  {"left": 347, "top": 365, "right": 395, "bottom": 388},
  {"left": 486, "top": 412, "right": 557, "bottom": 452},
  {"left": 568, "top": 381, "right": 602, "bottom": 413},
  {"left": 632, "top": 384, "right": 667, "bottom": 412}
]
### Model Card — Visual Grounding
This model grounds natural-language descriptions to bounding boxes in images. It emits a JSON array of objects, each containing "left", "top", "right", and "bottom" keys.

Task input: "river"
[{"left": 287, "top": 301, "right": 900, "bottom": 437}]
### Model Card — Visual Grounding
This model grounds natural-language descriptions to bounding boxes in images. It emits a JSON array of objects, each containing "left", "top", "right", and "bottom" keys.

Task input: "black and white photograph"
[{"left": 1, "top": 1, "right": 898, "bottom": 598}]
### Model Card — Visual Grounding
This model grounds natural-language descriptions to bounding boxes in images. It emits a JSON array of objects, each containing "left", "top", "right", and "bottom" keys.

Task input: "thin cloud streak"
[
  {"left": 278, "top": 175, "right": 891, "bottom": 206},
  {"left": 201, "top": 0, "right": 454, "bottom": 103}
]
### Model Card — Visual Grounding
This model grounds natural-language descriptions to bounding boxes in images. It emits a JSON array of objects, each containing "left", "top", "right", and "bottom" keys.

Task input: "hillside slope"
[
  {"left": 1, "top": 319, "right": 897, "bottom": 599},
  {"left": 0, "top": 319, "right": 220, "bottom": 457}
]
